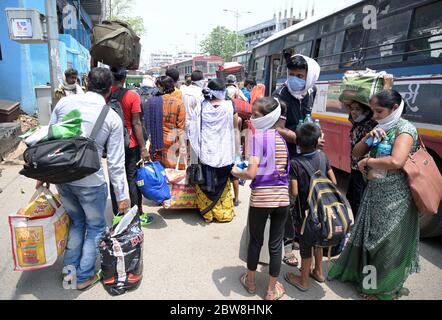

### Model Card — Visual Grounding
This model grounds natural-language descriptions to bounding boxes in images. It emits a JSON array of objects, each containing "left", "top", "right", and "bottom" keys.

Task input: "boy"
[{"left": 285, "top": 123, "right": 337, "bottom": 292}]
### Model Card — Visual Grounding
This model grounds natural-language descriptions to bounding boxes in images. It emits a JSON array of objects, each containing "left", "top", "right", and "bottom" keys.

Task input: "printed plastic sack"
[
  {"left": 9, "top": 188, "right": 70, "bottom": 271},
  {"left": 339, "top": 69, "right": 394, "bottom": 107},
  {"left": 20, "top": 109, "right": 84, "bottom": 147},
  {"left": 136, "top": 161, "right": 171, "bottom": 204},
  {"left": 165, "top": 155, "right": 187, "bottom": 185},
  {"left": 100, "top": 206, "right": 143, "bottom": 296},
  {"left": 163, "top": 184, "right": 198, "bottom": 210}
]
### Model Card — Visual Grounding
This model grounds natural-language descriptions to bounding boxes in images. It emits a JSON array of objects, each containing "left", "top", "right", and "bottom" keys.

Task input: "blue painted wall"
[{"left": 0, "top": 0, "right": 92, "bottom": 115}]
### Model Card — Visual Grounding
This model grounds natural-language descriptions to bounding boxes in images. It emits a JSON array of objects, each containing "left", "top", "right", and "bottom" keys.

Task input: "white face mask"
[
  {"left": 376, "top": 100, "right": 405, "bottom": 132},
  {"left": 353, "top": 113, "right": 369, "bottom": 123},
  {"left": 251, "top": 101, "right": 282, "bottom": 131}
]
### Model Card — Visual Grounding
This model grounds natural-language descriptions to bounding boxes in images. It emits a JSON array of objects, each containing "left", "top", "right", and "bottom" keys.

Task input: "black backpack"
[
  {"left": 109, "top": 88, "right": 131, "bottom": 149},
  {"left": 297, "top": 152, "right": 352, "bottom": 250},
  {"left": 20, "top": 106, "right": 110, "bottom": 184}
]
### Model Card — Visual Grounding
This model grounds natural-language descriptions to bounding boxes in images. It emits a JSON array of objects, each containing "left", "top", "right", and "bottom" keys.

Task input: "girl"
[{"left": 232, "top": 97, "right": 290, "bottom": 301}]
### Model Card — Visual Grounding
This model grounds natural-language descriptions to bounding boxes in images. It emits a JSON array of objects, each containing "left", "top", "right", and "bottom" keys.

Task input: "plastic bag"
[
  {"left": 100, "top": 206, "right": 144, "bottom": 296},
  {"left": 136, "top": 161, "right": 171, "bottom": 204},
  {"left": 9, "top": 188, "right": 70, "bottom": 271}
]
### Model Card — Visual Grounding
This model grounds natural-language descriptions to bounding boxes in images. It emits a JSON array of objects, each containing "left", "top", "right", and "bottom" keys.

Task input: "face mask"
[
  {"left": 193, "top": 80, "right": 206, "bottom": 88},
  {"left": 353, "top": 113, "right": 368, "bottom": 123},
  {"left": 287, "top": 76, "right": 306, "bottom": 93}
]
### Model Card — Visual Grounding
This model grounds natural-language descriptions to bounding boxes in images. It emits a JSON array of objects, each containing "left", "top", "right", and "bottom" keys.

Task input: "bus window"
[
  {"left": 364, "top": 11, "right": 412, "bottom": 66},
  {"left": 286, "top": 41, "right": 313, "bottom": 58},
  {"left": 318, "top": 31, "right": 345, "bottom": 71},
  {"left": 286, "top": 26, "right": 317, "bottom": 47},
  {"left": 377, "top": 0, "right": 424, "bottom": 16},
  {"left": 254, "top": 57, "right": 266, "bottom": 82},
  {"left": 340, "top": 26, "right": 364, "bottom": 69},
  {"left": 195, "top": 60, "right": 208, "bottom": 73},
  {"left": 407, "top": 1, "right": 442, "bottom": 61}
]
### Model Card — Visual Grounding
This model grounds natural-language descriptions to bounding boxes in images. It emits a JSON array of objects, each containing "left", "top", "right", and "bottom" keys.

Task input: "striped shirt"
[{"left": 250, "top": 134, "right": 290, "bottom": 208}]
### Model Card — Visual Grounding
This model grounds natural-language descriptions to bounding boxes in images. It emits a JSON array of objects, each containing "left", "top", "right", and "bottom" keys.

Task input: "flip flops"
[
  {"left": 265, "top": 282, "right": 285, "bottom": 301},
  {"left": 283, "top": 254, "right": 299, "bottom": 267},
  {"left": 284, "top": 273, "right": 309, "bottom": 292}
]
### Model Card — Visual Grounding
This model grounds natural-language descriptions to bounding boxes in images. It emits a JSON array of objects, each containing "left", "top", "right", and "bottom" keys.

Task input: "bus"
[
  {"left": 232, "top": 50, "right": 252, "bottom": 74},
  {"left": 166, "top": 56, "right": 224, "bottom": 81},
  {"left": 248, "top": 0, "right": 442, "bottom": 237}
]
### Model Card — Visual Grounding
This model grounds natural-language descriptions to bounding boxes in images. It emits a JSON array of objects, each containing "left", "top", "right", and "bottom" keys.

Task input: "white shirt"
[{"left": 50, "top": 92, "right": 128, "bottom": 201}]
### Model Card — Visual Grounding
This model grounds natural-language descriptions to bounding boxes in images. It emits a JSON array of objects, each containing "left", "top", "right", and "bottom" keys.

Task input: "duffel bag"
[
  {"left": 19, "top": 106, "right": 110, "bottom": 184},
  {"left": 90, "top": 20, "right": 141, "bottom": 70},
  {"left": 136, "top": 161, "right": 171, "bottom": 204}
]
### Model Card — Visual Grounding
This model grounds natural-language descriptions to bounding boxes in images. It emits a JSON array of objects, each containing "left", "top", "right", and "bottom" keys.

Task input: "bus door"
[{"left": 269, "top": 54, "right": 282, "bottom": 95}]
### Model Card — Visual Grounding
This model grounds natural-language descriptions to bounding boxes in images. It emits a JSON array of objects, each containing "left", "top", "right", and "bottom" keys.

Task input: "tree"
[
  {"left": 200, "top": 26, "right": 246, "bottom": 62},
  {"left": 104, "top": 0, "right": 146, "bottom": 36}
]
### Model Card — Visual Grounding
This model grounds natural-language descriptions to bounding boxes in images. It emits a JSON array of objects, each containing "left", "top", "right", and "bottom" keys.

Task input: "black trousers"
[
  {"left": 248, "top": 206, "right": 289, "bottom": 278},
  {"left": 346, "top": 170, "right": 368, "bottom": 220},
  {"left": 110, "top": 146, "right": 142, "bottom": 215}
]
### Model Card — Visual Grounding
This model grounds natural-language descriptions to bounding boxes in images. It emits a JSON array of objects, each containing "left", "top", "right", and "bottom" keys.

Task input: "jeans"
[
  {"left": 56, "top": 183, "right": 108, "bottom": 284},
  {"left": 110, "top": 146, "right": 142, "bottom": 215},
  {"left": 248, "top": 206, "right": 289, "bottom": 278}
]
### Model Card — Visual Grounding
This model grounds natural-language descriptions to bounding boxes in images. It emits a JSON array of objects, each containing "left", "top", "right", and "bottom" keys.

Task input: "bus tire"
[{"left": 419, "top": 150, "right": 442, "bottom": 238}]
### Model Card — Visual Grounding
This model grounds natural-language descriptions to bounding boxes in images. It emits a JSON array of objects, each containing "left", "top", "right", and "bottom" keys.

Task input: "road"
[{"left": 0, "top": 164, "right": 441, "bottom": 300}]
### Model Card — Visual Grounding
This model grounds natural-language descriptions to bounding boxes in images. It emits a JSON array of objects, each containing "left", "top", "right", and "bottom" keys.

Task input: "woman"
[
  {"left": 150, "top": 76, "right": 187, "bottom": 169},
  {"left": 232, "top": 97, "right": 289, "bottom": 301},
  {"left": 328, "top": 89, "right": 420, "bottom": 300},
  {"left": 345, "top": 100, "right": 378, "bottom": 218},
  {"left": 188, "top": 79, "right": 240, "bottom": 223}
]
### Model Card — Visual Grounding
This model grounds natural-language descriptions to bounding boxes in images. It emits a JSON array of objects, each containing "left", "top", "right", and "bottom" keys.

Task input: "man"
[
  {"left": 166, "top": 67, "right": 183, "bottom": 99},
  {"left": 54, "top": 68, "right": 85, "bottom": 105},
  {"left": 37, "top": 67, "right": 129, "bottom": 291},
  {"left": 273, "top": 53, "right": 323, "bottom": 268},
  {"left": 110, "top": 67, "right": 151, "bottom": 226},
  {"left": 226, "top": 74, "right": 248, "bottom": 102},
  {"left": 241, "top": 78, "right": 256, "bottom": 103},
  {"left": 184, "top": 74, "right": 192, "bottom": 87}
]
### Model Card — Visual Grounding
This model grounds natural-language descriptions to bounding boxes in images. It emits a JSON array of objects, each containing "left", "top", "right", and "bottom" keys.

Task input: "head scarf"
[
  {"left": 286, "top": 54, "right": 321, "bottom": 99},
  {"left": 251, "top": 98, "right": 282, "bottom": 130}
]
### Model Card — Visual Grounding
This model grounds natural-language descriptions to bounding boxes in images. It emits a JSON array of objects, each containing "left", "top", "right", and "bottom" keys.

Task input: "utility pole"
[
  {"left": 223, "top": 9, "right": 252, "bottom": 54},
  {"left": 45, "top": 0, "right": 61, "bottom": 108}
]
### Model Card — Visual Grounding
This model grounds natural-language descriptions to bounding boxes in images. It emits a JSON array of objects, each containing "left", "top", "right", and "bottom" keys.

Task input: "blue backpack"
[{"left": 136, "top": 162, "right": 171, "bottom": 204}]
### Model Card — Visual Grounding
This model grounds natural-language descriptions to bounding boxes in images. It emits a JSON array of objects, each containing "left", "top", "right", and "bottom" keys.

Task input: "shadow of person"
[{"left": 159, "top": 208, "right": 208, "bottom": 227}]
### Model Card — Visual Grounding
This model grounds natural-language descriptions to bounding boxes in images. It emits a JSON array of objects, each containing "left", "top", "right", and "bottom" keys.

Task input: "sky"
[{"left": 128, "top": 0, "right": 355, "bottom": 63}]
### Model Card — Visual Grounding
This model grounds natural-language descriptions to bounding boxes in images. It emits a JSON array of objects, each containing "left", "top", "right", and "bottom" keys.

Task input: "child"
[
  {"left": 285, "top": 123, "right": 337, "bottom": 292},
  {"left": 346, "top": 101, "right": 377, "bottom": 218},
  {"left": 232, "top": 97, "right": 290, "bottom": 301}
]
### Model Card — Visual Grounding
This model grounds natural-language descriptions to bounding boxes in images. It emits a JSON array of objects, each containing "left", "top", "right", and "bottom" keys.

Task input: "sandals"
[
  {"left": 240, "top": 273, "right": 257, "bottom": 295},
  {"left": 283, "top": 253, "right": 299, "bottom": 267},
  {"left": 265, "top": 282, "right": 285, "bottom": 301},
  {"left": 310, "top": 271, "right": 326, "bottom": 283},
  {"left": 284, "top": 273, "right": 309, "bottom": 292},
  {"left": 77, "top": 271, "right": 103, "bottom": 291}
]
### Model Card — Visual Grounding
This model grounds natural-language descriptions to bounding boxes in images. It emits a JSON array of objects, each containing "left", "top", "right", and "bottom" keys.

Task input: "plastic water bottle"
[
  {"left": 297, "top": 120, "right": 304, "bottom": 130},
  {"left": 315, "top": 119, "right": 321, "bottom": 129},
  {"left": 305, "top": 114, "right": 313, "bottom": 124},
  {"left": 374, "top": 139, "right": 392, "bottom": 179}
]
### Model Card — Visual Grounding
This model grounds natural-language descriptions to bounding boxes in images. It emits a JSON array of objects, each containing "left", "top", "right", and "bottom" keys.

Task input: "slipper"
[
  {"left": 77, "top": 270, "right": 103, "bottom": 291},
  {"left": 240, "top": 273, "right": 257, "bottom": 295},
  {"left": 140, "top": 213, "right": 154, "bottom": 227},
  {"left": 283, "top": 254, "right": 299, "bottom": 267},
  {"left": 284, "top": 273, "right": 309, "bottom": 292},
  {"left": 310, "top": 272, "right": 326, "bottom": 283}
]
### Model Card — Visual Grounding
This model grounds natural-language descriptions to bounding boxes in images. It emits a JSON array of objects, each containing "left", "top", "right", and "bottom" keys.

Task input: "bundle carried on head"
[{"left": 339, "top": 69, "right": 394, "bottom": 107}]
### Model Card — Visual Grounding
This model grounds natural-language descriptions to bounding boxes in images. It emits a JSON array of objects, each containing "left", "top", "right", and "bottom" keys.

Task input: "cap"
[{"left": 226, "top": 74, "right": 237, "bottom": 84}]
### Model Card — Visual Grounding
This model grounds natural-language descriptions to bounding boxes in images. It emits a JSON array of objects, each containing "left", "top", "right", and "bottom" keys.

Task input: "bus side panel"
[
  {"left": 320, "top": 118, "right": 352, "bottom": 173},
  {"left": 420, "top": 134, "right": 442, "bottom": 165}
]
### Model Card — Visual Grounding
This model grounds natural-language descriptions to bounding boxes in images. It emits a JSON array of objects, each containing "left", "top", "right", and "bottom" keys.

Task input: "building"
[
  {"left": 240, "top": 5, "right": 315, "bottom": 50},
  {"left": 0, "top": 0, "right": 103, "bottom": 114},
  {"left": 149, "top": 52, "right": 174, "bottom": 69},
  {"left": 173, "top": 52, "right": 199, "bottom": 64}
]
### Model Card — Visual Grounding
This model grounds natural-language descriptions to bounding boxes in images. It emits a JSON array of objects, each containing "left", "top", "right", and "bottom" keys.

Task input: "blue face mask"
[{"left": 287, "top": 76, "right": 306, "bottom": 92}]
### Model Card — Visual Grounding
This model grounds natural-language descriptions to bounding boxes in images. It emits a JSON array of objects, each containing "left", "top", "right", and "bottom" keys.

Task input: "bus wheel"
[{"left": 419, "top": 152, "right": 442, "bottom": 238}]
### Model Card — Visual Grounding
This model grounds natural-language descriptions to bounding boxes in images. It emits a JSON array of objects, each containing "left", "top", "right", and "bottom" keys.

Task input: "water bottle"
[
  {"left": 305, "top": 114, "right": 313, "bottom": 124},
  {"left": 297, "top": 120, "right": 304, "bottom": 130},
  {"left": 373, "top": 139, "right": 392, "bottom": 179},
  {"left": 315, "top": 119, "right": 321, "bottom": 129}
]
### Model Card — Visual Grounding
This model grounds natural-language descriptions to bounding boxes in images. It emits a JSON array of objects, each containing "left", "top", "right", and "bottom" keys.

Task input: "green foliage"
[
  {"left": 200, "top": 26, "right": 246, "bottom": 61},
  {"left": 106, "top": 0, "right": 146, "bottom": 36}
]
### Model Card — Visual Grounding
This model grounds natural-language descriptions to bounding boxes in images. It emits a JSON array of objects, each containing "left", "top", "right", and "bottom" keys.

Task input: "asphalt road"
[{"left": 0, "top": 164, "right": 441, "bottom": 300}]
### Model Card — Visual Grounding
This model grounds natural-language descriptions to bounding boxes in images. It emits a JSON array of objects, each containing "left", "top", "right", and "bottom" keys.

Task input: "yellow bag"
[{"left": 9, "top": 188, "right": 70, "bottom": 271}]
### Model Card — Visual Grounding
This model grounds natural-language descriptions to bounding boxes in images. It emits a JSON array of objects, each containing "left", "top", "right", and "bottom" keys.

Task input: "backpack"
[
  {"left": 90, "top": 20, "right": 141, "bottom": 70},
  {"left": 297, "top": 152, "right": 352, "bottom": 250},
  {"left": 109, "top": 88, "right": 131, "bottom": 150},
  {"left": 20, "top": 106, "right": 110, "bottom": 184}
]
